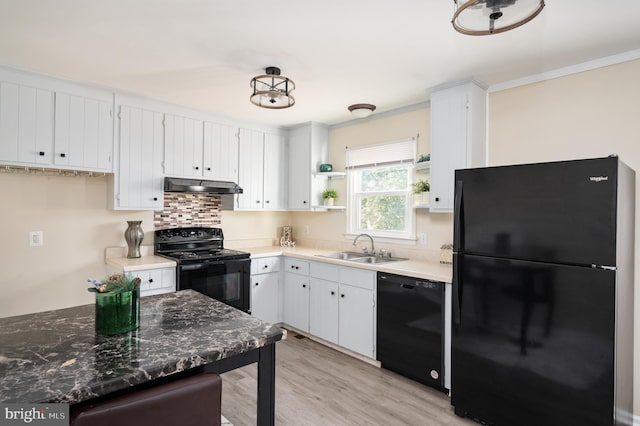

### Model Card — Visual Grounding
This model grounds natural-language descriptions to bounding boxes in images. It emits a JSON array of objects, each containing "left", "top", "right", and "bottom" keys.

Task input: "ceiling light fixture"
[
  {"left": 250, "top": 67, "right": 295, "bottom": 109},
  {"left": 452, "top": 0, "right": 545, "bottom": 36},
  {"left": 348, "top": 103, "right": 376, "bottom": 118}
]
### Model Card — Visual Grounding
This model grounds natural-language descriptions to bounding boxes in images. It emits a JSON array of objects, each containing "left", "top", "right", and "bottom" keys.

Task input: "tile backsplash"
[{"left": 154, "top": 193, "right": 221, "bottom": 229}]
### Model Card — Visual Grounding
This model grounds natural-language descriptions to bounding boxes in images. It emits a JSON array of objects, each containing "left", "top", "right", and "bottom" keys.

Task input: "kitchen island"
[{"left": 0, "top": 290, "right": 284, "bottom": 425}]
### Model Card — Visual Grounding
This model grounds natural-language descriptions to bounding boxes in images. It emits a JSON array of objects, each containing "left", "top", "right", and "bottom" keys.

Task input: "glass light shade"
[
  {"left": 452, "top": 0, "right": 545, "bottom": 35},
  {"left": 250, "top": 68, "right": 295, "bottom": 109},
  {"left": 348, "top": 103, "right": 376, "bottom": 118}
]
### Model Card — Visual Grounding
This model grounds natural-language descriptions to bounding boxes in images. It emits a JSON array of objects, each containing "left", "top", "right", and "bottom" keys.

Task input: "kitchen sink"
[
  {"left": 315, "top": 252, "right": 408, "bottom": 264},
  {"left": 315, "top": 251, "right": 364, "bottom": 260},
  {"left": 348, "top": 255, "right": 407, "bottom": 264}
]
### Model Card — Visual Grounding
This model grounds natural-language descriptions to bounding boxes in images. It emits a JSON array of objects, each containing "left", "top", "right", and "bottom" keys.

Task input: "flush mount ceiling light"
[
  {"left": 348, "top": 103, "right": 376, "bottom": 118},
  {"left": 250, "top": 66, "right": 295, "bottom": 109},
  {"left": 452, "top": 0, "right": 545, "bottom": 36}
]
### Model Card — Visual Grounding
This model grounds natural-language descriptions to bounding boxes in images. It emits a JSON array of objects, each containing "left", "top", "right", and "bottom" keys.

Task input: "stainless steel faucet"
[{"left": 353, "top": 233, "right": 375, "bottom": 255}]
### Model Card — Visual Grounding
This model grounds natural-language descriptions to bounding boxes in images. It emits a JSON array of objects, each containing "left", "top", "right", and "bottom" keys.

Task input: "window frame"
[{"left": 346, "top": 162, "right": 415, "bottom": 242}]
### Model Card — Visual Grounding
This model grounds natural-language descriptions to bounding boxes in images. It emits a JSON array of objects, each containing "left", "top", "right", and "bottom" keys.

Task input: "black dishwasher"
[{"left": 377, "top": 271, "right": 445, "bottom": 392}]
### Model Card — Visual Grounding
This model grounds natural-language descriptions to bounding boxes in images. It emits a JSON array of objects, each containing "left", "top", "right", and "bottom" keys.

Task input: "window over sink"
[{"left": 346, "top": 138, "right": 416, "bottom": 241}]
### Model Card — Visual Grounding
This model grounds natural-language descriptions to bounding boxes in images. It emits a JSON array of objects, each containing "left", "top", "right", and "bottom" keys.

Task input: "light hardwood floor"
[{"left": 221, "top": 330, "right": 478, "bottom": 426}]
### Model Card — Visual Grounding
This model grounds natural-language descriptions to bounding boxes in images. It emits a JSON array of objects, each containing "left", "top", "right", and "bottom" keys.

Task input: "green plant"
[
  {"left": 322, "top": 189, "right": 338, "bottom": 199},
  {"left": 412, "top": 180, "right": 430, "bottom": 194},
  {"left": 87, "top": 273, "right": 141, "bottom": 293},
  {"left": 417, "top": 153, "right": 430, "bottom": 163}
]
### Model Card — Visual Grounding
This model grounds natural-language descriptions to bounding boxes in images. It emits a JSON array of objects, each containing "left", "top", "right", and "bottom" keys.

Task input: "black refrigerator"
[{"left": 451, "top": 156, "right": 634, "bottom": 426}]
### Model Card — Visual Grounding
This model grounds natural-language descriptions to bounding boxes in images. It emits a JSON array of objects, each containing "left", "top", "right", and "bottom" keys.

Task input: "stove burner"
[{"left": 155, "top": 227, "right": 250, "bottom": 264}]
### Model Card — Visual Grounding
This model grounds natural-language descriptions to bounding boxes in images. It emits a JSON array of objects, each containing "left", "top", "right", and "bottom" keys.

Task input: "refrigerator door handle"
[
  {"left": 454, "top": 180, "right": 463, "bottom": 251},
  {"left": 452, "top": 254, "right": 462, "bottom": 326}
]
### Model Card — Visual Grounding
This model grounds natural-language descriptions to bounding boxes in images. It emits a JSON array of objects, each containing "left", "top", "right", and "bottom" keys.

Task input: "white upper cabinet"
[
  {"left": 54, "top": 92, "right": 113, "bottom": 171},
  {"left": 237, "top": 128, "right": 288, "bottom": 210},
  {"left": 203, "top": 121, "right": 238, "bottom": 182},
  {"left": 429, "top": 81, "right": 486, "bottom": 212},
  {"left": 0, "top": 67, "right": 114, "bottom": 172},
  {"left": 237, "top": 128, "right": 265, "bottom": 210},
  {"left": 111, "top": 104, "right": 164, "bottom": 210},
  {"left": 164, "top": 114, "right": 204, "bottom": 178},
  {"left": 263, "top": 132, "right": 288, "bottom": 209},
  {"left": 288, "top": 122, "right": 329, "bottom": 210},
  {"left": 0, "top": 79, "right": 53, "bottom": 165}
]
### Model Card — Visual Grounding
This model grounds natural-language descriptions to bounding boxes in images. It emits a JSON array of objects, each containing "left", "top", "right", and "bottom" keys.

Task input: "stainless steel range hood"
[{"left": 164, "top": 177, "right": 243, "bottom": 194}]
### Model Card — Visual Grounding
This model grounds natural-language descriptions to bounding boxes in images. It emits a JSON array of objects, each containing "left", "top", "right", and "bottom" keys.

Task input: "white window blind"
[{"left": 345, "top": 138, "right": 416, "bottom": 170}]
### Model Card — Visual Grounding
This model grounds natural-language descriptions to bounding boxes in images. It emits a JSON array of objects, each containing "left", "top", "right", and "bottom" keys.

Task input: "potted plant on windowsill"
[
  {"left": 322, "top": 189, "right": 338, "bottom": 206},
  {"left": 412, "top": 180, "right": 430, "bottom": 206}
]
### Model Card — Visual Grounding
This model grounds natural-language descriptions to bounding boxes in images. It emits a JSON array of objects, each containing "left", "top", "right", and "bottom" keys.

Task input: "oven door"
[{"left": 178, "top": 258, "right": 250, "bottom": 313}]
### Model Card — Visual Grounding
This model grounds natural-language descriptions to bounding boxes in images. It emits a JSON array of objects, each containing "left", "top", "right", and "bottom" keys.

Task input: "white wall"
[{"left": 0, "top": 173, "right": 153, "bottom": 317}]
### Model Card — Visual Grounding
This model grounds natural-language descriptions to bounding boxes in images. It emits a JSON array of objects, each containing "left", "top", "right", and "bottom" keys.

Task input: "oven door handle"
[
  {"left": 179, "top": 258, "right": 250, "bottom": 271},
  {"left": 180, "top": 261, "right": 224, "bottom": 270}
]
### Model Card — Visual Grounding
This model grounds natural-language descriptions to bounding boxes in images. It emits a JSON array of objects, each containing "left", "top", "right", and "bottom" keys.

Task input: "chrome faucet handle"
[
  {"left": 379, "top": 248, "right": 386, "bottom": 258},
  {"left": 362, "top": 247, "right": 369, "bottom": 254}
]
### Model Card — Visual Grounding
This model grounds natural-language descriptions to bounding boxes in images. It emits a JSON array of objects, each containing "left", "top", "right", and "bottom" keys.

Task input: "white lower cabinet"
[
  {"left": 106, "top": 267, "right": 175, "bottom": 297},
  {"left": 284, "top": 257, "right": 376, "bottom": 359},
  {"left": 309, "top": 277, "right": 339, "bottom": 344},
  {"left": 338, "top": 282, "right": 375, "bottom": 357},
  {"left": 250, "top": 256, "right": 281, "bottom": 324},
  {"left": 283, "top": 258, "right": 310, "bottom": 332},
  {"left": 136, "top": 268, "right": 175, "bottom": 297}
]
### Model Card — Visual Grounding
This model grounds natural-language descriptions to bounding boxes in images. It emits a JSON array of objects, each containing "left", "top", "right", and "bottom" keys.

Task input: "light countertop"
[
  {"left": 105, "top": 246, "right": 176, "bottom": 272},
  {"left": 246, "top": 246, "right": 453, "bottom": 283}
]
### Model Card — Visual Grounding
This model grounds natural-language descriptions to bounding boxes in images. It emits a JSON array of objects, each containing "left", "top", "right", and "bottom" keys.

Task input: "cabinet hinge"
[{"left": 117, "top": 110, "right": 121, "bottom": 120}]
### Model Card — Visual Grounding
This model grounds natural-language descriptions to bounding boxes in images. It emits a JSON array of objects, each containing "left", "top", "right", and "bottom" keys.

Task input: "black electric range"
[{"left": 155, "top": 227, "right": 251, "bottom": 312}]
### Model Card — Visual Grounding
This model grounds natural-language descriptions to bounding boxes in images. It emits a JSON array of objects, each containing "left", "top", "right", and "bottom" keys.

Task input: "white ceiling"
[{"left": 1, "top": 0, "right": 639, "bottom": 127}]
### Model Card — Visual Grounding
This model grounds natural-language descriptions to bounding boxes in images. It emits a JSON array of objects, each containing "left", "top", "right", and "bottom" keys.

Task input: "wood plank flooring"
[{"left": 221, "top": 330, "right": 478, "bottom": 426}]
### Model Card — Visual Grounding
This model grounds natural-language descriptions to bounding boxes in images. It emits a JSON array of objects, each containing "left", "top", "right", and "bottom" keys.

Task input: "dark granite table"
[{"left": 0, "top": 290, "right": 284, "bottom": 425}]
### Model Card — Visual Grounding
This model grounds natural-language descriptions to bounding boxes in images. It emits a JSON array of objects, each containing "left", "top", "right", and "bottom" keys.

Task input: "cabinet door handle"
[
  {"left": 265, "top": 200, "right": 270, "bottom": 204},
  {"left": 149, "top": 279, "right": 154, "bottom": 283},
  {"left": 435, "top": 197, "right": 440, "bottom": 202},
  {"left": 303, "top": 200, "right": 307, "bottom": 204},
  {"left": 206, "top": 167, "right": 211, "bottom": 171},
  {"left": 290, "top": 265, "right": 294, "bottom": 269},
  {"left": 255, "top": 282, "right": 259, "bottom": 287},
  {"left": 295, "top": 266, "right": 299, "bottom": 270},
  {"left": 341, "top": 294, "right": 345, "bottom": 298},
  {"left": 38, "top": 151, "right": 45, "bottom": 156},
  {"left": 263, "top": 265, "right": 268, "bottom": 269},
  {"left": 302, "top": 284, "right": 307, "bottom": 288},
  {"left": 153, "top": 197, "right": 158, "bottom": 201},
  {"left": 60, "top": 153, "right": 66, "bottom": 158},
  {"left": 331, "top": 291, "right": 335, "bottom": 295},
  {"left": 195, "top": 166, "right": 200, "bottom": 170},
  {"left": 256, "top": 200, "right": 260, "bottom": 204}
]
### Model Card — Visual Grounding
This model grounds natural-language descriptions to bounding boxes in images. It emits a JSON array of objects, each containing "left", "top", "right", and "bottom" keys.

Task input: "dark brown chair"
[{"left": 70, "top": 372, "right": 222, "bottom": 426}]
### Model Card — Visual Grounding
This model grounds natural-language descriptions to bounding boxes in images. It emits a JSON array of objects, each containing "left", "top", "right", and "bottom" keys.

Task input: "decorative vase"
[
  {"left": 95, "top": 290, "right": 140, "bottom": 335},
  {"left": 124, "top": 220, "right": 144, "bottom": 259},
  {"left": 323, "top": 198, "right": 335, "bottom": 206}
]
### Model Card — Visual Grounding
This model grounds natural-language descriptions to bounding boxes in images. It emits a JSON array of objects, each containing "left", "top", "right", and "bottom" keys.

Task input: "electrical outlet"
[
  {"left": 419, "top": 233, "right": 427, "bottom": 245},
  {"left": 29, "top": 231, "right": 44, "bottom": 247},
  {"left": 304, "top": 225, "right": 310, "bottom": 234}
]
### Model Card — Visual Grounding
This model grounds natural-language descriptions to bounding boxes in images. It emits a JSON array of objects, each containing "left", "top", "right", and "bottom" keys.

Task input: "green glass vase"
[{"left": 95, "top": 290, "right": 140, "bottom": 335}]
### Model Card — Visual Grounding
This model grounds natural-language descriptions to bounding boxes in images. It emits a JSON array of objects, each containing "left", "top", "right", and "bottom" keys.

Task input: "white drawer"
[
  {"left": 310, "top": 261, "right": 339, "bottom": 282},
  {"left": 340, "top": 266, "right": 375, "bottom": 291},
  {"left": 252, "top": 256, "right": 281, "bottom": 275},
  {"left": 132, "top": 267, "right": 176, "bottom": 296},
  {"left": 284, "top": 258, "right": 309, "bottom": 276}
]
